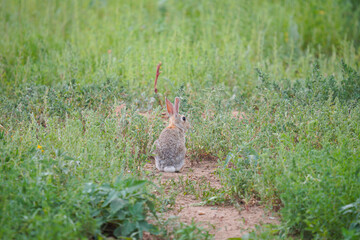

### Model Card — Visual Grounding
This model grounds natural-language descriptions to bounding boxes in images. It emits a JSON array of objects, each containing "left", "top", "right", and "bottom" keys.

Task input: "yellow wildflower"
[{"left": 37, "top": 145, "right": 44, "bottom": 152}]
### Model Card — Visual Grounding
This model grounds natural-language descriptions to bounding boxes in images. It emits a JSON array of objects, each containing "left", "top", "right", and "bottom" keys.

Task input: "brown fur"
[{"left": 154, "top": 97, "right": 190, "bottom": 172}]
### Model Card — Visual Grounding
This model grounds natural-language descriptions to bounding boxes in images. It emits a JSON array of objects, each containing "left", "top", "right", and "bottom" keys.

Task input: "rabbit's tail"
[{"left": 164, "top": 166, "right": 176, "bottom": 173}]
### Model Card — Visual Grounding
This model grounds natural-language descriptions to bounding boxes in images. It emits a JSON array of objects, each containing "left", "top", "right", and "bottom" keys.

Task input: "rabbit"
[{"left": 154, "top": 97, "right": 190, "bottom": 172}]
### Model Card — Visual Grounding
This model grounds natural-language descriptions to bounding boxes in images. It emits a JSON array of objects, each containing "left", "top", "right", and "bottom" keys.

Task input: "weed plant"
[{"left": 84, "top": 178, "right": 159, "bottom": 239}]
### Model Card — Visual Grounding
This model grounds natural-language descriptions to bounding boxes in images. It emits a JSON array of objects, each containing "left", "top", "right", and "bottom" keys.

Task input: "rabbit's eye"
[{"left": 182, "top": 116, "right": 186, "bottom": 121}]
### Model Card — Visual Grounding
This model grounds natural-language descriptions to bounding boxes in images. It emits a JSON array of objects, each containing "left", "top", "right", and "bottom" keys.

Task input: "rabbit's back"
[{"left": 155, "top": 128, "right": 186, "bottom": 172}]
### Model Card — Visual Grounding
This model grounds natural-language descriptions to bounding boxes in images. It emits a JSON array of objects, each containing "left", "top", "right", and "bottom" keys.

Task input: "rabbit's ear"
[
  {"left": 165, "top": 97, "right": 174, "bottom": 116},
  {"left": 174, "top": 97, "right": 180, "bottom": 115}
]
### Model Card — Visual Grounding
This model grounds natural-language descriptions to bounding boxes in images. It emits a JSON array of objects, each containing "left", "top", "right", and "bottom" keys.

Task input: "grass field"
[{"left": 1, "top": 0, "right": 360, "bottom": 239}]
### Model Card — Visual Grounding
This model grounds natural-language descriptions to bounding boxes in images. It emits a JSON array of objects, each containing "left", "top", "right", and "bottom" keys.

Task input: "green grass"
[
  {"left": 1, "top": 0, "right": 359, "bottom": 90},
  {"left": 1, "top": 0, "right": 360, "bottom": 239}
]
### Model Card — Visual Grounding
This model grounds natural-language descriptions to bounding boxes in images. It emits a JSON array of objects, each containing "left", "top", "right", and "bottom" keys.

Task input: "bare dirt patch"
[
  {"left": 172, "top": 195, "right": 279, "bottom": 239},
  {"left": 145, "top": 159, "right": 280, "bottom": 239}
]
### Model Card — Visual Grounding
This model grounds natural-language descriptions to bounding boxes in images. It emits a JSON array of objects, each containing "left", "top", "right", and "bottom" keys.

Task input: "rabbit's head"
[{"left": 165, "top": 97, "right": 190, "bottom": 132}]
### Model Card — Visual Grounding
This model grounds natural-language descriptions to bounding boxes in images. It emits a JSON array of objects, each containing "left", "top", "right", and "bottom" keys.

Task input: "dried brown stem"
[{"left": 154, "top": 62, "right": 162, "bottom": 94}]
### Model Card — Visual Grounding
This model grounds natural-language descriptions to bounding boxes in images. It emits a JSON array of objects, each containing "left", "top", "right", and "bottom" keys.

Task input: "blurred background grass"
[{"left": 1, "top": 0, "right": 359, "bottom": 91}]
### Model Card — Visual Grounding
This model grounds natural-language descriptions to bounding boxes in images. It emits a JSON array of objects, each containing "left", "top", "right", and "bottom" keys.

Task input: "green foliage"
[
  {"left": 1, "top": 79, "right": 127, "bottom": 122},
  {"left": 173, "top": 220, "right": 214, "bottom": 240},
  {"left": 186, "top": 87, "right": 244, "bottom": 161},
  {"left": 220, "top": 145, "right": 260, "bottom": 203},
  {"left": 341, "top": 197, "right": 360, "bottom": 239},
  {"left": 84, "top": 178, "right": 159, "bottom": 239},
  {"left": 233, "top": 64, "right": 360, "bottom": 239},
  {"left": 277, "top": 147, "right": 360, "bottom": 239},
  {"left": 0, "top": 144, "right": 96, "bottom": 239},
  {"left": 257, "top": 61, "right": 360, "bottom": 104},
  {"left": 0, "top": 85, "right": 164, "bottom": 239},
  {"left": 237, "top": 224, "right": 283, "bottom": 240}
]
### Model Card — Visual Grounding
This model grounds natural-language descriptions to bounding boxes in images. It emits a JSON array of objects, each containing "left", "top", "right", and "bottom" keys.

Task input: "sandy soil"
[{"left": 145, "top": 159, "right": 279, "bottom": 239}]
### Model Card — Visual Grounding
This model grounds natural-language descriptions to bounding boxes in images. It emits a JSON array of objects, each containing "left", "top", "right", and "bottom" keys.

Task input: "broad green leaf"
[{"left": 110, "top": 198, "right": 126, "bottom": 214}]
